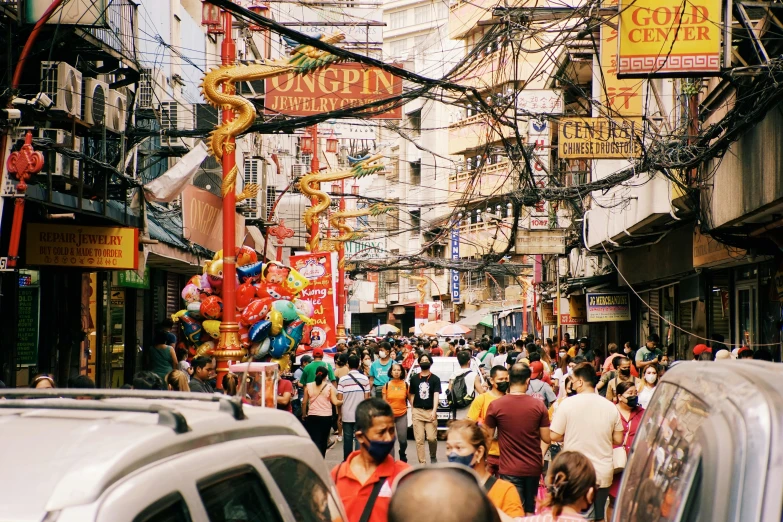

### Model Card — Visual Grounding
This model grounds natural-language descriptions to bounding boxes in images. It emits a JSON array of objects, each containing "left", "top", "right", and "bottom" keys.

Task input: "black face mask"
[
  {"left": 619, "top": 368, "right": 631, "bottom": 377},
  {"left": 496, "top": 382, "right": 510, "bottom": 393},
  {"left": 419, "top": 362, "right": 431, "bottom": 370},
  {"left": 566, "top": 388, "right": 577, "bottom": 397},
  {"left": 625, "top": 396, "right": 639, "bottom": 408}
]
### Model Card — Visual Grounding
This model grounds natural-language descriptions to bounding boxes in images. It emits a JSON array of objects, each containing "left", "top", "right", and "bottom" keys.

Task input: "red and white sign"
[{"left": 290, "top": 252, "right": 338, "bottom": 350}]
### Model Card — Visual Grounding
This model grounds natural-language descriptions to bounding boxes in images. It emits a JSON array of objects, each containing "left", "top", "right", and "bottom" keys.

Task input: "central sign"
[
  {"left": 265, "top": 63, "right": 403, "bottom": 119},
  {"left": 26, "top": 224, "right": 138, "bottom": 269},
  {"left": 558, "top": 117, "right": 644, "bottom": 159}
]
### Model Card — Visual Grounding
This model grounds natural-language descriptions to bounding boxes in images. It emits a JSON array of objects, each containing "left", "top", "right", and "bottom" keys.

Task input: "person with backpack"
[
  {"left": 526, "top": 361, "right": 556, "bottom": 409},
  {"left": 449, "top": 349, "right": 486, "bottom": 420},
  {"left": 337, "top": 355, "right": 371, "bottom": 460},
  {"left": 382, "top": 362, "right": 410, "bottom": 462},
  {"left": 604, "top": 356, "right": 640, "bottom": 404}
]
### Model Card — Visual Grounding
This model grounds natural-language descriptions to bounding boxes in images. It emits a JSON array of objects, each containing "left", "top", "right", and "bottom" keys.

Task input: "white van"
[{"left": 0, "top": 389, "right": 347, "bottom": 522}]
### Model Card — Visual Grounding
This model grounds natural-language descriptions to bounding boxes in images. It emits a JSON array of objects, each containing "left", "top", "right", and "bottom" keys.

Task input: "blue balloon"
[
  {"left": 249, "top": 319, "right": 272, "bottom": 343},
  {"left": 285, "top": 320, "right": 305, "bottom": 345},
  {"left": 237, "top": 261, "right": 264, "bottom": 284},
  {"left": 273, "top": 299, "right": 299, "bottom": 322},
  {"left": 255, "top": 338, "right": 271, "bottom": 359},
  {"left": 270, "top": 333, "right": 292, "bottom": 358}
]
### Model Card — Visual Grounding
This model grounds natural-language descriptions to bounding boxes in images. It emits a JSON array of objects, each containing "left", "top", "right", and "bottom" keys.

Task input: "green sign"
[
  {"left": 118, "top": 268, "right": 149, "bottom": 289},
  {"left": 17, "top": 286, "right": 40, "bottom": 366}
]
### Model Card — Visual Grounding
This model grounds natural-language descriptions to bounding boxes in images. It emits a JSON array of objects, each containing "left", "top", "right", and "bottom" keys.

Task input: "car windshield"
[{"left": 430, "top": 361, "right": 458, "bottom": 381}]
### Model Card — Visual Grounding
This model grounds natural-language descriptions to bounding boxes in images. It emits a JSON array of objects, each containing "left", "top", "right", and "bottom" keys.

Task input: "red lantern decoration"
[
  {"left": 331, "top": 181, "right": 341, "bottom": 195},
  {"left": 326, "top": 137, "right": 339, "bottom": 154},
  {"left": 351, "top": 184, "right": 360, "bottom": 196},
  {"left": 201, "top": 1, "right": 221, "bottom": 27},
  {"left": 300, "top": 135, "right": 313, "bottom": 154},
  {"left": 248, "top": 5, "right": 269, "bottom": 32}
]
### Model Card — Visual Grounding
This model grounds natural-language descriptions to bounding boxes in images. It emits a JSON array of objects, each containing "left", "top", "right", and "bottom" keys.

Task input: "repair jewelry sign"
[
  {"left": 617, "top": 0, "right": 722, "bottom": 77},
  {"left": 586, "top": 292, "right": 632, "bottom": 322}
]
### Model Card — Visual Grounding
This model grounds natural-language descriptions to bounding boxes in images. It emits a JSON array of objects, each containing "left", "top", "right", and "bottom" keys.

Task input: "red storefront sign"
[
  {"left": 265, "top": 63, "right": 403, "bottom": 119},
  {"left": 290, "top": 252, "right": 338, "bottom": 350}
]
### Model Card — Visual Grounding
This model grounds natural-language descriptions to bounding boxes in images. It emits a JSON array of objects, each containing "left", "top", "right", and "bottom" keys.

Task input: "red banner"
[
  {"left": 290, "top": 252, "right": 338, "bottom": 351},
  {"left": 265, "top": 63, "right": 403, "bottom": 119}
]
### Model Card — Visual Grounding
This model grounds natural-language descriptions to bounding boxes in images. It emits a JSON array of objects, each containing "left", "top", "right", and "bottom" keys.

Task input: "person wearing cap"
[
  {"left": 692, "top": 343, "right": 712, "bottom": 360},
  {"left": 737, "top": 346, "right": 753, "bottom": 359},
  {"left": 299, "top": 348, "right": 336, "bottom": 386},
  {"left": 526, "top": 361, "right": 556, "bottom": 409},
  {"left": 715, "top": 349, "right": 731, "bottom": 360}
]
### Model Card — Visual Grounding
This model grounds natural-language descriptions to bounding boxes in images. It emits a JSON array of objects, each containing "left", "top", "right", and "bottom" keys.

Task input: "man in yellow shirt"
[{"left": 467, "top": 365, "right": 509, "bottom": 476}]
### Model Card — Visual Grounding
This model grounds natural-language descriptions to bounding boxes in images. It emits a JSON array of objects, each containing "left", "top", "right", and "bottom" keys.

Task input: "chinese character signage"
[
  {"left": 586, "top": 292, "right": 632, "bottom": 322},
  {"left": 618, "top": 0, "right": 722, "bottom": 77},
  {"left": 517, "top": 90, "right": 564, "bottom": 114},
  {"left": 118, "top": 268, "right": 150, "bottom": 289},
  {"left": 26, "top": 224, "right": 138, "bottom": 269},
  {"left": 451, "top": 225, "right": 461, "bottom": 304},
  {"left": 600, "top": 20, "right": 643, "bottom": 116},
  {"left": 290, "top": 252, "right": 338, "bottom": 350},
  {"left": 17, "top": 284, "right": 39, "bottom": 366},
  {"left": 558, "top": 117, "right": 644, "bottom": 159},
  {"left": 528, "top": 119, "right": 550, "bottom": 229}
]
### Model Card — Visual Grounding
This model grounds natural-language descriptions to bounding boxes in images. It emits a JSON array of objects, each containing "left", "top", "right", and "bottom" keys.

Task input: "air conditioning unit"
[
  {"left": 242, "top": 157, "right": 261, "bottom": 218},
  {"left": 137, "top": 67, "right": 168, "bottom": 110},
  {"left": 194, "top": 103, "right": 219, "bottom": 131},
  {"left": 40, "top": 62, "right": 82, "bottom": 118},
  {"left": 160, "top": 101, "right": 194, "bottom": 148},
  {"left": 82, "top": 77, "right": 108, "bottom": 126},
  {"left": 292, "top": 163, "right": 308, "bottom": 178},
  {"left": 38, "top": 129, "right": 81, "bottom": 177},
  {"left": 106, "top": 89, "right": 127, "bottom": 133}
]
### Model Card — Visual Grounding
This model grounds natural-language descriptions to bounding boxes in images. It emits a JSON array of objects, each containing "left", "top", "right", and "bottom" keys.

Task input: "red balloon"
[
  {"left": 200, "top": 295, "right": 223, "bottom": 321},
  {"left": 236, "top": 282, "right": 256, "bottom": 311},
  {"left": 240, "top": 297, "right": 275, "bottom": 326},
  {"left": 256, "top": 282, "right": 294, "bottom": 301},
  {"left": 236, "top": 245, "right": 258, "bottom": 267},
  {"left": 207, "top": 274, "right": 223, "bottom": 295},
  {"left": 239, "top": 323, "right": 250, "bottom": 348}
]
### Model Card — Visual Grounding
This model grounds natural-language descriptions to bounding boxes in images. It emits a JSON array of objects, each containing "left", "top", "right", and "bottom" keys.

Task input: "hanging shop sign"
[
  {"left": 117, "top": 267, "right": 150, "bottom": 289},
  {"left": 528, "top": 119, "right": 551, "bottom": 229},
  {"left": 451, "top": 225, "right": 461, "bottom": 304},
  {"left": 555, "top": 296, "right": 587, "bottom": 325},
  {"left": 181, "top": 185, "right": 246, "bottom": 253},
  {"left": 516, "top": 89, "right": 564, "bottom": 114},
  {"left": 17, "top": 284, "right": 40, "bottom": 366},
  {"left": 541, "top": 301, "right": 556, "bottom": 325},
  {"left": 26, "top": 224, "right": 138, "bottom": 269},
  {"left": 558, "top": 117, "right": 644, "bottom": 159},
  {"left": 600, "top": 21, "right": 643, "bottom": 116},
  {"left": 290, "top": 252, "right": 338, "bottom": 350},
  {"left": 265, "top": 63, "right": 403, "bottom": 119},
  {"left": 617, "top": 0, "right": 722, "bottom": 77},
  {"left": 586, "top": 292, "right": 632, "bottom": 322}
]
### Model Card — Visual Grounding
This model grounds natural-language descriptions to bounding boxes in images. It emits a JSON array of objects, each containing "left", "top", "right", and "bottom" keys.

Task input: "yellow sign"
[
  {"left": 26, "top": 224, "right": 138, "bottom": 269},
  {"left": 618, "top": 0, "right": 722, "bottom": 77},
  {"left": 600, "top": 23, "right": 643, "bottom": 116},
  {"left": 558, "top": 117, "right": 644, "bottom": 159}
]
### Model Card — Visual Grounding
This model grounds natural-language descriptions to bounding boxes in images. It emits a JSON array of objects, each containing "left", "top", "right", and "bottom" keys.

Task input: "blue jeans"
[{"left": 342, "top": 421, "right": 360, "bottom": 460}]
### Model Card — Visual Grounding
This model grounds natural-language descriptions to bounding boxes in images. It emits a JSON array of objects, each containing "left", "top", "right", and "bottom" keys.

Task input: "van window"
[
  {"left": 133, "top": 493, "right": 192, "bottom": 522},
  {"left": 198, "top": 467, "right": 283, "bottom": 522},
  {"left": 263, "top": 456, "right": 344, "bottom": 522},
  {"left": 616, "top": 382, "right": 709, "bottom": 521}
]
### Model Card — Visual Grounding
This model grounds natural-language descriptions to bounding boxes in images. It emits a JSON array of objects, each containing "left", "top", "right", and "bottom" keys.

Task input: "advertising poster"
[
  {"left": 290, "top": 252, "right": 338, "bottom": 350},
  {"left": 26, "top": 224, "right": 138, "bottom": 269},
  {"left": 586, "top": 292, "right": 632, "bottom": 322}
]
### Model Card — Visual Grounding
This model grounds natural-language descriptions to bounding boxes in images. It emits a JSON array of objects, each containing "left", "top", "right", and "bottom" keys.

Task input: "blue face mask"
[
  {"left": 363, "top": 438, "right": 395, "bottom": 462},
  {"left": 447, "top": 452, "right": 475, "bottom": 468}
]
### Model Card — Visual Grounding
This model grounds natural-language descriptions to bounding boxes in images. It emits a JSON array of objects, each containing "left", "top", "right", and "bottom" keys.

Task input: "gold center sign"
[
  {"left": 26, "top": 224, "right": 138, "bottom": 269},
  {"left": 558, "top": 117, "right": 644, "bottom": 159}
]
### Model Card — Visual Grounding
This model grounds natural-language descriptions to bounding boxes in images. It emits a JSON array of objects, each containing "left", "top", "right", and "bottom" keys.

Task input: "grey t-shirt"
[{"left": 337, "top": 370, "right": 369, "bottom": 422}]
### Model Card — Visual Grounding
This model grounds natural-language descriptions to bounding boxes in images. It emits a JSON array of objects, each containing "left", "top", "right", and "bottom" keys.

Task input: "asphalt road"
[{"left": 324, "top": 434, "right": 449, "bottom": 469}]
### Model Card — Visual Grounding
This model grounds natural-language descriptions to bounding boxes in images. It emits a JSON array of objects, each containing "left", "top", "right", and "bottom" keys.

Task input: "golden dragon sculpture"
[
  {"left": 402, "top": 274, "right": 428, "bottom": 303},
  {"left": 322, "top": 202, "right": 392, "bottom": 255},
  {"left": 201, "top": 33, "right": 346, "bottom": 200},
  {"left": 299, "top": 153, "right": 385, "bottom": 251}
]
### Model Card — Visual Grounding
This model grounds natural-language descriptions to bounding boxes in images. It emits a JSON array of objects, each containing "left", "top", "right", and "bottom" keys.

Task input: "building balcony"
[
  {"left": 448, "top": 114, "right": 524, "bottom": 155},
  {"left": 457, "top": 48, "right": 540, "bottom": 91},
  {"left": 448, "top": 0, "right": 495, "bottom": 40},
  {"left": 455, "top": 218, "right": 514, "bottom": 258},
  {"left": 448, "top": 160, "right": 514, "bottom": 205}
]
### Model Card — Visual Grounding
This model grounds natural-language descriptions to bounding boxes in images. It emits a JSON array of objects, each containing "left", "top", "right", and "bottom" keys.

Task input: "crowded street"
[{"left": 2, "top": 0, "right": 783, "bottom": 520}]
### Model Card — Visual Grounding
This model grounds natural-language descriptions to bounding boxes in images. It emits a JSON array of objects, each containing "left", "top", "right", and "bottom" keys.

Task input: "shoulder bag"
[{"left": 612, "top": 411, "right": 631, "bottom": 474}]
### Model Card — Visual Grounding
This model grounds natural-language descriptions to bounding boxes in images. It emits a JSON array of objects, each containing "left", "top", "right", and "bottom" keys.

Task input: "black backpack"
[{"left": 451, "top": 371, "right": 475, "bottom": 409}]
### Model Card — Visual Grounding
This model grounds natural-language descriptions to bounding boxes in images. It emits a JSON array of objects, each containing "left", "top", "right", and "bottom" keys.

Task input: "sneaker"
[
  {"left": 327, "top": 438, "right": 337, "bottom": 450},
  {"left": 337, "top": 436, "right": 343, "bottom": 442}
]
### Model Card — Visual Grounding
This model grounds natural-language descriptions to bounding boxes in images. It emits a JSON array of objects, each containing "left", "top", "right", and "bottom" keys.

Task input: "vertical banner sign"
[
  {"left": 17, "top": 284, "right": 40, "bottom": 366},
  {"left": 415, "top": 303, "right": 429, "bottom": 335},
  {"left": 599, "top": 9, "right": 643, "bottom": 116},
  {"left": 451, "top": 224, "right": 461, "bottom": 304},
  {"left": 617, "top": 0, "right": 722, "bottom": 77},
  {"left": 290, "top": 252, "right": 338, "bottom": 351},
  {"left": 528, "top": 119, "right": 550, "bottom": 230}
]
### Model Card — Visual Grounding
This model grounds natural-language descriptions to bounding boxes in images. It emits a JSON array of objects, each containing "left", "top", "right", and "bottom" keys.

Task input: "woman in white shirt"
[{"left": 636, "top": 364, "right": 660, "bottom": 409}]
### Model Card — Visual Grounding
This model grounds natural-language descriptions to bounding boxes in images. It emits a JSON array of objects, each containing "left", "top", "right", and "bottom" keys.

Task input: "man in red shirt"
[
  {"left": 332, "top": 398, "right": 409, "bottom": 522},
  {"left": 484, "top": 363, "right": 551, "bottom": 516}
]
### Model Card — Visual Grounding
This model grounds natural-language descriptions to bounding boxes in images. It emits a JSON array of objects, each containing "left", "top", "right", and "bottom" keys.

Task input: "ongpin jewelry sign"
[{"left": 617, "top": 0, "right": 722, "bottom": 77}]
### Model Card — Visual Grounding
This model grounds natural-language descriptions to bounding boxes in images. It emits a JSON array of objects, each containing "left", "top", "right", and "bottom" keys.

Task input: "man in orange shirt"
[
  {"left": 332, "top": 398, "right": 409, "bottom": 522},
  {"left": 467, "top": 365, "right": 509, "bottom": 476}
]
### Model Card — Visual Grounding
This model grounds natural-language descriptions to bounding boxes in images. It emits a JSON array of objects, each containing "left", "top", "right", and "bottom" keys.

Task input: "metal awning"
[{"left": 458, "top": 307, "right": 497, "bottom": 327}]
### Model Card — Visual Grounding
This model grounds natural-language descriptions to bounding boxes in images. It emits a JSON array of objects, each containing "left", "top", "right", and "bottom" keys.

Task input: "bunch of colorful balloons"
[{"left": 172, "top": 246, "right": 314, "bottom": 367}]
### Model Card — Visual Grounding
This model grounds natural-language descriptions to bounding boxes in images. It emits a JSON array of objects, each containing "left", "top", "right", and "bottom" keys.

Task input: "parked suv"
[{"left": 0, "top": 388, "right": 347, "bottom": 522}]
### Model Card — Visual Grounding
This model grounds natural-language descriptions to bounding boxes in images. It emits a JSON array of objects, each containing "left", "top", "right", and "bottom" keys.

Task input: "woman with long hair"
[
  {"left": 607, "top": 380, "right": 645, "bottom": 520},
  {"left": 30, "top": 374, "right": 55, "bottom": 389},
  {"left": 446, "top": 420, "right": 524, "bottom": 519},
  {"left": 303, "top": 365, "right": 342, "bottom": 456},
  {"left": 165, "top": 370, "right": 190, "bottom": 392},
  {"left": 521, "top": 451, "right": 597, "bottom": 521},
  {"left": 636, "top": 364, "right": 660, "bottom": 409},
  {"left": 382, "top": 362, "right": 409, "bottom": 462}
]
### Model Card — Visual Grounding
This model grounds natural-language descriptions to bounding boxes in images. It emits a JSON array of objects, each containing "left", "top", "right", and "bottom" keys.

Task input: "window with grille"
[
  {"left": 387, "top": 205, "right": 400, "bottom": 231},
  {"left": 138, "top": 68, "right": 153, "bottom": 109},
  {"left": 411, "top": 209, "right": 421, "bottom": 234},
  {"left": 410, "top": 160, "right": 421, "bottom": 185},
  {"left": 243, "top": 159, "right": 259, "bottom": 214},
  {"left": 160, "top": 101, "right": 178, "bottom": 130},
  {"left": 266, "top": 186, "right": 277, "bottom": 219}
]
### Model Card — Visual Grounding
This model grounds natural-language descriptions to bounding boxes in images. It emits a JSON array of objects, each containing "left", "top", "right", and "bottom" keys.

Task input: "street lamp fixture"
[
  {"left": 326, "top": 136, "right": 339, "bottom": 154},
  {"left": 247, "top": 5, "right": 269, "bottom": 32},
  {"left": 331, "top": 181, "right": 341, "bottom": 195},
  {"left": 300, "top": 135, "right": 313, "bottom": 154},
  {"left": 201, "top": 1, "right": 223, "bottom": 33},
  {"left": 351, "top": 184, "right": 360, "bottom": 196}
]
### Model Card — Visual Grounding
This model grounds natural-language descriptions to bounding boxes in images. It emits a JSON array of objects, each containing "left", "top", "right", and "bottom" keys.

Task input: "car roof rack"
[
  {"left": 0, "top": 399, "right": 190, "bottom": 434},
  {"left": 0, "top": 389, "right": 245, "bottom": 421}
]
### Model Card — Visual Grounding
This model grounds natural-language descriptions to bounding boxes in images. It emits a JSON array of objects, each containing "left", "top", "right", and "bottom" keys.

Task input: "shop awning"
[{"left": 458, "top": 307, "right": 498, "bottom": 327}]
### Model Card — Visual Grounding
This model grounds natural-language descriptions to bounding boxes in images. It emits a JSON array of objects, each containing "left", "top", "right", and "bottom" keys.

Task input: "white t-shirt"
[
  {"left": 550, "top": 393, "right": 623, "bottom": 488},
  {"left": 492, "top": 353, "right": 508, "bottom": 368},
  {"left": 451, "top": 367, "right": 476, "bottom": 398},
  {"left": 638, "top": 385, "right": 656, "bottom": 409},
  {"left": 553, "top": 367, "right": 569, "bottom": 398}
]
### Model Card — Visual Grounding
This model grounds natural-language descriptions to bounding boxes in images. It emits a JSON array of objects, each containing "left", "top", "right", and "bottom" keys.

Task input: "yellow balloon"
[
  {"left": 213, "top": 250, "right": 223, "bottom": 262},
  {"left": 202, "top": 319, "right": 221, "bottom": 339},
  {"left": 269, "top": 309, "right": 284, "bottom": 336},
  {"left": 206, "top": 259, "right": 224, "bottom": 277},
  {"left": 271, "top": 356, "right": 291, "bottom": 374},
  {"left": 171, "top": 309, "right": 187, "bottom": 322}
]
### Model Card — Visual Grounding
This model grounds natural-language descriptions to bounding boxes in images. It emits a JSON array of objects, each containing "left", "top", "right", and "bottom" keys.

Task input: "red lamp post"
[{"left": 6, "top": 132, "right": 44, "bottom": 267}]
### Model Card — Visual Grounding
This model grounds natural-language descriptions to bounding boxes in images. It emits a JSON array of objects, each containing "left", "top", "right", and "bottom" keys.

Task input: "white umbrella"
[
  {"left": 368, "top": 324, "right": 400, "bottom": 336},
  {"left": 437, "top": 323, "right": 472, "bottom": 336}
]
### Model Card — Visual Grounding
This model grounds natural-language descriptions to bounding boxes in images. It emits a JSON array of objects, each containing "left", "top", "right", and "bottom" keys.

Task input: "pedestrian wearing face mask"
[
  {"left": 467, "top": 365, "right": 510, "bottom": 476},
  {"left": 370, "top": 342, "right": 394, "bottom": 398},
  {"left": 636, "top": 364, "right": 660, "bottom": 409},
  {"left": 331, "top": 398, "right": 409, "bottom": 522},
  {"left": 604, "top": 357, "right": 640, "bottom": 404},
  {"left": 606, "top": 381, "right": 644, "bottom": 521},
  {"left": 446, "top": 420, "right": 524, "bottom": 519},
  {"left": 409, "top": 353, "right": 441, "bottom": 463}
]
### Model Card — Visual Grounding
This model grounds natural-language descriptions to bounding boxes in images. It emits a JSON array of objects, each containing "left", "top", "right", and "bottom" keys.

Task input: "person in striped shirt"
[{"left": 337, "top": 354, "right": 371, "bottom": 460}]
